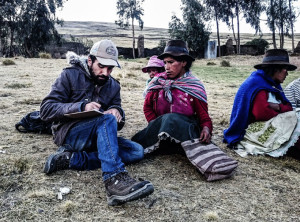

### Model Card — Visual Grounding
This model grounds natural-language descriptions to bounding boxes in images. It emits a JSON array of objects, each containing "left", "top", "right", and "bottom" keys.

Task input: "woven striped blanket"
[
  {"left": 181, "top": 139, "right": 238, "bottom": 182},
  {"left": 284, "top": 78, "right": 300, "bottom": 109}
]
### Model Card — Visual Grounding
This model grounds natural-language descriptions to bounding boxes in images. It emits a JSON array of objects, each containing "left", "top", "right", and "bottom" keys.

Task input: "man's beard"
[{"left": 89, "top": 67, "right": 109, "bottom": 86}]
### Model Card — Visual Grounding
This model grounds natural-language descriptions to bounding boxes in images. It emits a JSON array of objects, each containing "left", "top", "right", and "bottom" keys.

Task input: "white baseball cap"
[{"left": 90, "top": 39, "right": 121, "bottom": 68}]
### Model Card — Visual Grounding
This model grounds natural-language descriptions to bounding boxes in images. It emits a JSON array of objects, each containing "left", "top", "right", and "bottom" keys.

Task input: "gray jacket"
[{"left": 40, "top": 52, "right": 125, "bottom": 146}]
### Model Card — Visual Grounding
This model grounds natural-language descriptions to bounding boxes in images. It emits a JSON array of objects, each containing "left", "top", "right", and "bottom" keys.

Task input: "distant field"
[
  {"left": 56, "top": 21, "right": 300, "bottom": 51},
  {"left": 56, "top": 21, "right": 169, "bottom": 49}
]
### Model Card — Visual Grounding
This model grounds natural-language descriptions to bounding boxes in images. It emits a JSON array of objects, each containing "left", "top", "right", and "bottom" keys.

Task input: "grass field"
[{"left": 0, "top": 52, "right": 299, "bottom": 221}]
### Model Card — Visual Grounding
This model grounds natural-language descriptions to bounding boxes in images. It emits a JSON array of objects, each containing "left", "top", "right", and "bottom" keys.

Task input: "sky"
[{"left": 56, "top": 0, "right": 300, "bottom": 33}]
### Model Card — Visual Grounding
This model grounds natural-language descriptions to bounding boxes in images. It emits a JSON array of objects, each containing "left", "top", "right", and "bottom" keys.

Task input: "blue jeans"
[{"left": 60, "top": 114, "right": 144, "bottom": 181}]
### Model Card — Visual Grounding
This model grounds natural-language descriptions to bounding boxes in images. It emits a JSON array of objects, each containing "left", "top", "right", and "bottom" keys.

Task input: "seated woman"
[
  {"left": 284, "top": 77, "right": 300, "bottom": 109},
  {"left": 132, "top": 40, "right": 237, "bottom": 181},
  {"left": 142, "top": 55, "right": 165, "bottom": 98},
  {"left": 223, "top": 49, "right": 300, "bottom": 159}
]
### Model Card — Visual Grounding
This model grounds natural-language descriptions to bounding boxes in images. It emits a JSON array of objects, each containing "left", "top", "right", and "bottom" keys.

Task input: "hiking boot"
[
  {"left": 104, "top": 172, "right": 154, "bottom": 206},
  {"left": 43, "top": 150, "right": 72, "bottom": 174}
]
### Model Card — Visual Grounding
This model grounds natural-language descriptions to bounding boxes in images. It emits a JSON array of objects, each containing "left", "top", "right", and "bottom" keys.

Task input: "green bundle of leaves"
[
  {"left": 247, "top": 122, "right": 265, "bottom": 133},
  {"left": 258, "top": 125, "right": 276, "bottom": 144}
]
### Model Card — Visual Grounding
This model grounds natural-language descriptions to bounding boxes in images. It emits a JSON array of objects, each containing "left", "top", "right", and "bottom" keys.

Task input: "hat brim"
[
  {"left": 254, "top": 62, "right": 297, "bottom": 71},
  {"left": 142, "top": 66, "right": 165, "bottom": 73},
  {"left": 96, "top": 57, "right": 121, "bottom": 68},
  {"left": 158, "top": 52, "right": 195, "bottom": 61}
]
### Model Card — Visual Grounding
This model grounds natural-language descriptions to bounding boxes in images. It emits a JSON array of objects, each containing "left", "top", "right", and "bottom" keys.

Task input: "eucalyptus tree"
[
  {"left": 115, "top": 0, "right": 144, "bottom": 59},
  {"left": 0, "top": 0, "right": 22, "bottom": 56},
  {"left": 288, "top": 0, "right": 297, "bottom": 52},
  {"left": 201, "top": 0, "right": 229, "bottom": 57},
  {"left": 0, "top": 0, "right": 64, "bottom": 57},
  {"left": 266, "top": 0, "right": 298, "bottom": 50},
  {"left": 169, "top": 0, "right": 210, "bottom": 57},
  {"left": 277, "top": 0, "right": 289, "bottom": 49},
  {"left": 268, "top": 0, "right": 277, "bottom": 48},
  {"left": 17, "top": 0, "right": 64, "bottom": 57},
  {"left": 223, "top": 0, "right": 263, "bottom": 54}
]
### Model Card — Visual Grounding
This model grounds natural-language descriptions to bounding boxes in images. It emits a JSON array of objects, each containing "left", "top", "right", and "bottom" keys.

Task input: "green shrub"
[
  {"left": 158, "top": 40, "right": 166, "bottom": 50},
  {"left": 84, "top": 38, "right": 94, "bottom": 49},
  {"left": 220, "top": 60, "right": 231, "bottom": 67},
  {"left": 70, "top": 35, "right": 93, "bottom": 48},
  {"left": 207, "top": 61, "right": 216, "bottom": 66},
  {"left": 39, "top": 52, "right": 51, "bottom": 59},
  {"left": 2, "top": 59, "right": 16, "bottom": 65},
  {"left": 5, "top": 83, "right": 32, "bottom": 89},
  {"left": 245, "top": 38, "right": 269, "bottom": 54}
]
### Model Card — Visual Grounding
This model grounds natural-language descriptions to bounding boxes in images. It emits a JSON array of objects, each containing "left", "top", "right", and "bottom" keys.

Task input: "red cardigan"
[
  {"left": 144, "top": 90, "right": 213, "bottom": 133},
  {"left": 251, "top": 90, "right": 293, "bottom": 123}
]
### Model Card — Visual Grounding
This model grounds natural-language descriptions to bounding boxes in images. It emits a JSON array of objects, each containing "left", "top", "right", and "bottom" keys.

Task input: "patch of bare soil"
[{"left": 0, "top": 56, "right": 299, "bottom": 221}]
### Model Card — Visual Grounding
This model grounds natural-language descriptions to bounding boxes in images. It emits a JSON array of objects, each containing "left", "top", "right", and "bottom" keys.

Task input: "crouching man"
[{"left": 40, "top": 39, "right": 154, "bottom": 206}]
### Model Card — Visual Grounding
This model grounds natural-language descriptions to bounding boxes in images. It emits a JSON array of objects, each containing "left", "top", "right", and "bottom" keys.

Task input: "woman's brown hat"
[
  {"left": 254, "top": 49, "right": 297, "bottom": 71},
  {"left": 158, "top": 40, "right": 195, "bottom": 61}
]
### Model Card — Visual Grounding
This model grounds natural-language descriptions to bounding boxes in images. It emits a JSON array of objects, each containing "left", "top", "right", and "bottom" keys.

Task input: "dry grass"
[
  {"left": 0, "top": 55, "right": 300, "bottom": 221},
  {"left": 39, "top": 53, "right": 52, "bottom": 59}
]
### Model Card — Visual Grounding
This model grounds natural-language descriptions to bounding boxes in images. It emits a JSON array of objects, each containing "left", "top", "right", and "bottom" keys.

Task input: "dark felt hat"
[
  {"left": 254, "top": 49, "right": 297, "bottom": 71},
  {"left": 158, "top": 40, "right": 195, "bottom": 61}
]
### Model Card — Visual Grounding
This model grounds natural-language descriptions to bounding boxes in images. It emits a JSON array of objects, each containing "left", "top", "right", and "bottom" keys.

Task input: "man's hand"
[
  {"left": 268, "top": 102, "right": 280, "bottom": 112},
  {"left": 199, "top": 126, "right": 211, "bottom": 144},
  {"left": 103, "top": 108, "right": 122, "bottom": 123},
  {"left": 84, "top": 102, "right": 101, "bottom": 111}
]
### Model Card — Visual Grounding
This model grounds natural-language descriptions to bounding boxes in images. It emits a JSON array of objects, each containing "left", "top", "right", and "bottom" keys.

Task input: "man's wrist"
[{"left": 80, "top": 101, "right": 88, "bottom": 111}]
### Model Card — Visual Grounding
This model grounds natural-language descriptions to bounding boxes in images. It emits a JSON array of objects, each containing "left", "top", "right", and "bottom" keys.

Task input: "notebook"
[{"left": 64, "top": 109, "right": 104, "bottom": 119}]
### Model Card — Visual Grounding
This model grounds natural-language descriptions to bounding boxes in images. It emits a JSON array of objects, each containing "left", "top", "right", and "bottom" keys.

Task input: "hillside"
[{"left": 56, "top": 21, "right": 300, "bottom": 51}]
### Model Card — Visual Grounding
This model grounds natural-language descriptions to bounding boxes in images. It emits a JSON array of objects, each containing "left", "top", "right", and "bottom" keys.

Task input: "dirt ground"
[{"left": 0, "top": 55, "right": 300, "bottom": 222}]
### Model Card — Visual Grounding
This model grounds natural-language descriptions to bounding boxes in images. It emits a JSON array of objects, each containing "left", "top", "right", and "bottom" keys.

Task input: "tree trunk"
[
  {"left": 236, "top": 4, "right": 240, "bottom": 54},
  {"left": 270, "top": 0, "right": 277, "bottom": 49},
  {"left": 279, "top": 0, "right": 284, "bottom": 49},
  {"left": 280, "top": 26, "right": 284, "bottom": 49},
  {"left": 278, "top": 30, "right": 282, "bottom": 49},
  {"left": 131, "top": 16, "right": 135, "bottom": 59},
  {"left": 24, "top": 41, "right": 32, "bottom": 58},
  {"left": 0, "top": 35, "right": 2, "bottom": 57},
  {"left": 288, "top": 0, "right": 295, "bottom": 52},
  {"left": 215, "top": 11, "right": 221, "bottom": 57},
  {"left": 271, "top": 29, "right": 277, "bottom": 49},
  {"left": 231, "top": 15, "right": 237, "bottom": 50},
  {"left": 9, "top": 26, "right": 14, "bottom": 57}
]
